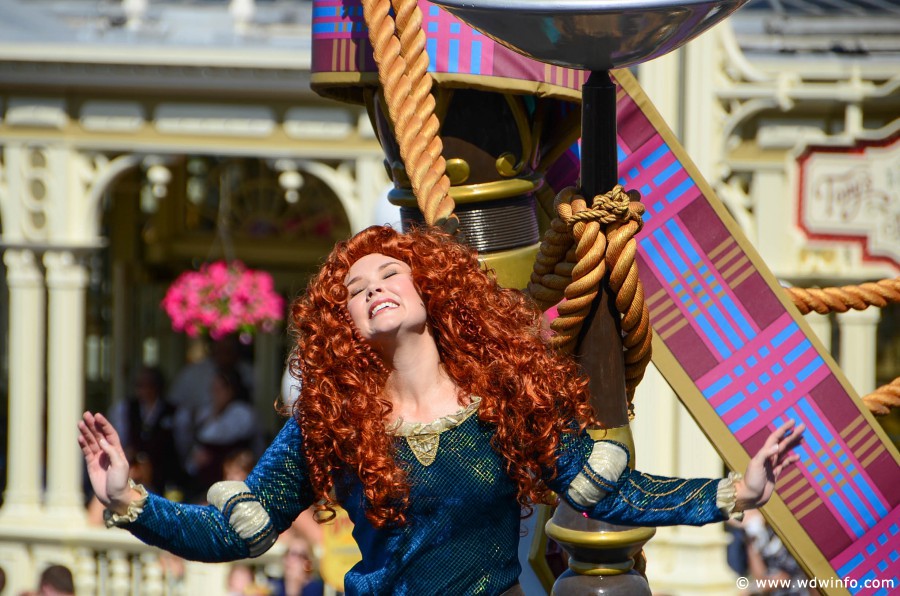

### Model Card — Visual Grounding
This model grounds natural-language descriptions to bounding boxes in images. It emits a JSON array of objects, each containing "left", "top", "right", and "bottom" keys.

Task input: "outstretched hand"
[
  {"left": 78, "top": 412, "right": 140, "bottom": 515},
  {"left": 736, "top": 419, "right": 805, "bottom": 511}
]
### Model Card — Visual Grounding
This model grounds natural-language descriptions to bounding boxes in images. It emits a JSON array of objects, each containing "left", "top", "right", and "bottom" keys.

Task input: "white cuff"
[
  {"left": 207, "top": 481, "right": 276, "bottom": 557},
  {"left": 104, "top": 479, "right": 149, "bottom": 528},
  {"left": 567, "top": 441, "right": 629, "bottom": 508},
  {"left": 716, "top": 472, "right": 745, "bottom": 521}
]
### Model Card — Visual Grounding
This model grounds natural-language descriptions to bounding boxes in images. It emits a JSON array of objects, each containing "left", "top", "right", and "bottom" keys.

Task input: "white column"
[
  {"left": 804, "top": 312, "right": 832, "bottom": 352},
  {"left": 837, "top": 308, "right": 880, "bottom": 396},
  {"left": 43, "top": 250, "right": 89, "bottom": 522},
  {"left": 0, "top": 249, "right": 46, "bottom": 523}
]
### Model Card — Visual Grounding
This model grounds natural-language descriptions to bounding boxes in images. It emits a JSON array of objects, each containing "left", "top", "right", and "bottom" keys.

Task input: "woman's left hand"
[{"left": 735, "top": 419, "right": 805, "bottom": 511}]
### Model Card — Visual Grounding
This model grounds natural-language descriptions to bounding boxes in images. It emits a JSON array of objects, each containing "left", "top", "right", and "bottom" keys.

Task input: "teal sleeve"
[
  {"left": 547, "top": 429, "right": 728, "bottom": 527},
  {"left": 127, "top": 418, "right": 314, "bottom": 561}
]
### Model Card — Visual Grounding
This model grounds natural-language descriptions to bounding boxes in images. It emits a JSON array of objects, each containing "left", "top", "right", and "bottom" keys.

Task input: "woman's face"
[{"left": 344, "top": 253, "right": 427, "bottom": 346}]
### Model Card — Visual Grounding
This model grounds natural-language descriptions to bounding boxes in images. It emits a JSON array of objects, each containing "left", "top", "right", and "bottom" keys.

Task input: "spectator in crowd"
[
  {"left": 186, "top": 367, "right": 261, "bottom": 498},
  {"left": 743, "top": 509, "right": 813, "bottom": 596},
  {"left": 271, "top": 537, "right": 324, "bottom": 596},
  {"left": 227, "top": 564, "right": 270, "bottom": 596},
  {"left": 169, "top": 336, "right": 255, "bottom": 461},
  {"left": 19, "top": 564, "right": 75, "bottom": 596},
  {"left": 108, "top": 366, "right": 183, "bottom": 494}
]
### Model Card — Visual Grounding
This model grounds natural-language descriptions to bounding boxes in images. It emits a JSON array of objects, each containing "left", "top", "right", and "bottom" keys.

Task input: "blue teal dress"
[{"left": 122, "top": 399, "right": 733, "bottom": 595}]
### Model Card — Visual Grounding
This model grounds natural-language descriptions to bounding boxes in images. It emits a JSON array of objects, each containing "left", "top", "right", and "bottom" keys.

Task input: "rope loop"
[
  {"left": 528, "top": 184, "right": 651, "bottom": 417},
  {"left": 560, "top": 185, "right": 638, "bottom": 229}
]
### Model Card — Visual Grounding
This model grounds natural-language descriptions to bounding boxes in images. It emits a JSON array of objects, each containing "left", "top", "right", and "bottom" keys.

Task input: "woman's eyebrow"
[{"left": 345, "top": 261, "right": 403, "bottom": 287}]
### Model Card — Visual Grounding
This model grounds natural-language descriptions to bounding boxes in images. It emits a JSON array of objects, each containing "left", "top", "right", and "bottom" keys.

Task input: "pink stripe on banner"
[
  {"left": 702, "top": 324, "right": 798, "bottom": 407},
  {"left": 733, "top": 362, "right": 830, "bottom": 442},
  {"left": 723, "top": 349, "right": 814, "bottom": 426}
]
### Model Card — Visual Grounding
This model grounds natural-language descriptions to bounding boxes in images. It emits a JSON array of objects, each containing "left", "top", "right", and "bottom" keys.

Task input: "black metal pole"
[
  {"left": 580, "top": 70, "right": 618, "bottom": 200},
  {"left": 575, "top": 68, "right": 629, "bottom": 427}
]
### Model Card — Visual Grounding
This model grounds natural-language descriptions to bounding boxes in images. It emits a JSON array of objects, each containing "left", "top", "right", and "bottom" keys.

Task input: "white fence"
[{"left": 0, "top": 521, "right": 284, "bottom": 596}]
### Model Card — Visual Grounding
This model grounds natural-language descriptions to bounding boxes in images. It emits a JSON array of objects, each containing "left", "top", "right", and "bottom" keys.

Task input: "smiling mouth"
[{"left": 369, "top": 301, "right": 398, "bottom": 318}]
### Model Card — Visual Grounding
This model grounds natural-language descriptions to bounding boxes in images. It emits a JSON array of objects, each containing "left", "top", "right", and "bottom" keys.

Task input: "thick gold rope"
[
  {"left": 786, "top": 278, "right": 900, "bottom": 315},
  {"left": 864, "top": 379, "right": 900, "bottom": 417},
  {"left": 786, "top": 278, "right": 900, "bottom": 416},
  {"left": 526, "top": 185, "right": 651, "bottom": 414},
  {"left": 362, "top": 0, "right": 457, "bottom": 232}
]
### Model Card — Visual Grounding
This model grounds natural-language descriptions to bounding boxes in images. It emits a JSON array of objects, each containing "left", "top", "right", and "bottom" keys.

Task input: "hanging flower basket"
[{"left": 161, "top": 261, "right": 285, "bottom": 343}]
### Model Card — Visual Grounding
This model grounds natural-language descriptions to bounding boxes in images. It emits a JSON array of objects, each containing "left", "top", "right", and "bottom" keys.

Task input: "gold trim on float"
[
  {"left": 544, "top": 522, "right": 656, "bottom": 548},
  {"left": 388, "top": 176, "right": 541, "bottom": 206},
  {"left": 567, "top": 559, "right": 634, "bottom": 576},
  {"left": 480, "top": 244, "right": 540, "bottom": 291},
  {"left": 588, "top": 425, "right": 636, "bottom": 469}
]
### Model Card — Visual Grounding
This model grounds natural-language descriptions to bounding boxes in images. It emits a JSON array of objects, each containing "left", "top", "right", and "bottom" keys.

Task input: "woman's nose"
[{"left": 366, "top": 285, "right": 383, "bottom": 299}]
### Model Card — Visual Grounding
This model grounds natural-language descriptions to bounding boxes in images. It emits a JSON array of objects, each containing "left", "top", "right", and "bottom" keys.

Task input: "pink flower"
[{"left": 161, "top": 260, "right": 284, "bottom": 342}]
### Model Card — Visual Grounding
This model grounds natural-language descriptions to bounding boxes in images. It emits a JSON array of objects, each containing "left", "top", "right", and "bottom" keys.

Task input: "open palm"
[
  {"left": 739, "top": 419, "right": 806, "bottom": 510},
  {"left": 78, "top": 412, "right": 133, "bottom": 511}
]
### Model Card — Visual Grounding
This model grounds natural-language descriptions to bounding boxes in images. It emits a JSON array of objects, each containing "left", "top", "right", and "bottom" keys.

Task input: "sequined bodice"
[{"left": 339, "top": 406, "right": 522, "bottom": 594}]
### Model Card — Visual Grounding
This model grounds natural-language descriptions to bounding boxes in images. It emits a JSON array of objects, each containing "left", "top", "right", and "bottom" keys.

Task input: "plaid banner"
[{"left": 613, "top": 71, "right": 900, "bottom": 595}]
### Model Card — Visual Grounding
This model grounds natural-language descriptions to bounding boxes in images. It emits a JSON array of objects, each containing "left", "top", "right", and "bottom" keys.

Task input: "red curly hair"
[{"left": 288, "top": 225, "right": 596, "bottom": 528}]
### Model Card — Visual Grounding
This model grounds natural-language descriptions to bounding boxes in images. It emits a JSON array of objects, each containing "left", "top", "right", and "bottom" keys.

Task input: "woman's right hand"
[{"left": 78, "top": 412, "right": 141, "bottom": 514}]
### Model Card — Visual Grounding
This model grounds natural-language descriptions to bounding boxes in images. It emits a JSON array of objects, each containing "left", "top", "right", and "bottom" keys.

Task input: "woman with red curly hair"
[{"left": 80, "top": 225, "right": 803, "bottom": 595}]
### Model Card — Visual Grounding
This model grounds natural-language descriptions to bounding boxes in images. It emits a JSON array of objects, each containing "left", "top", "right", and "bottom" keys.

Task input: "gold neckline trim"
[{"left": 386, "top": 396, "right": 482, "bottom": 437}]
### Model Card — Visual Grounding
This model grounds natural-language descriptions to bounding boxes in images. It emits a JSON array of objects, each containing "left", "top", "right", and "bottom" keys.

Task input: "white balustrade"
[{"left": 0, "top": 524, "right": 284, "bottom": 596}]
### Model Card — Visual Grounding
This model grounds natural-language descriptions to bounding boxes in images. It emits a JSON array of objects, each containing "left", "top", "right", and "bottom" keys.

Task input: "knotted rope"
[
  {"left": 362, "top": 0, "right": 457, "bottom": 232},
  {"left": 526, "top": 185, "right": 651, "bottom": 414}
]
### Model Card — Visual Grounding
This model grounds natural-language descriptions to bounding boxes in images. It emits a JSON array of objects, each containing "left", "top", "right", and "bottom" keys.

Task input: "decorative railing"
[{"left": 0, "top": 522, "right": 284, "bottom": 596}]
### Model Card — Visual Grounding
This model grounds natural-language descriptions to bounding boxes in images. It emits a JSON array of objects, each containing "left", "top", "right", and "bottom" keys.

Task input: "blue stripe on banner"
[
  {"left": 695, "top": 312, "right": 733, "bottom": 358},
  {"left": 669, "top": 177, "right": 694, "bottom": 202},
  {"left": 666, "top": 220, "right": 700, "bottom": 262},
  {"left": 426, "top": 38, "right": 437, "bottom": 71},
  {"left": 654, "top": 228, "right": 689, "bottom": 276},
  {"left": 449, "top": 39, "right": 459, "bottom": 73},
  {"left": 730, "top": 410, "right": 757, "bottom": 433},
  {"left": 721, "top": 295, "right": 756, "bottom": 339},
  {"left": 653, "top": 161, "right": 680, "bottom": 186},
  {"left": 785, "top": 339, "right": 812, "bottom": 365},
  {"left": 838, "top": 553, "right": 865, "bottom": 577},
  {"left": 703, "top": 374, "right": 733, "bottom": 398},
  {"left": 617, "top": 145, "right": 627, "bottom": 164},
  {"left": 470, "top": 41, "right": 481, "bottom": 75},
  {"left": 771, "top": 322, "right": 798, "bottom": 347},
  {"left": 642, "top": 240, "right": 676, "bottom": 283},
  {"left": 312, "top": 6, "right": 338, "bottom": 17},
  {"left": 707, "top": 304, "right": 744, "bottom": 351},
  {"left": 312, "top": 23, "right": 338, "bottom": 33},
  {"left": 641, "top": 144, "right": 669, "bottom": 169},
  {"left": 797, "top": 356, "right": 824, "bottom": 382},
  {"left": 716, "top": 391, "right": 745, "bottom": 415}
]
